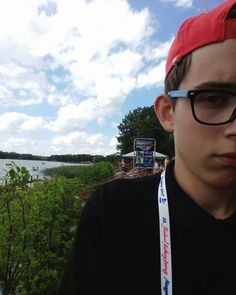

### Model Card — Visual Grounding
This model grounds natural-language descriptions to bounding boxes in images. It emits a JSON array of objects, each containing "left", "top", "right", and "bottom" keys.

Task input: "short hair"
[{"left": 164, "top": 53, "right": 191, "bottom": 94}]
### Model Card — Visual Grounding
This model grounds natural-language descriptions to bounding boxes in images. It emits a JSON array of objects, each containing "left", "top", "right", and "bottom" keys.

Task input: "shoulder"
[
  {"left": 84, "top": 174, "right": 160, "bottom": 219},
  {"left": 90, "top": 173, "right": 160, "bottom": 200},
  {"left": 105, "top": 173, "right": 159, "bottom": 190}
]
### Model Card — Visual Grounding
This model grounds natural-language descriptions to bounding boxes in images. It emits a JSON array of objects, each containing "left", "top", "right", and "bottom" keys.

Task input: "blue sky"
[{"left": 0, "top": 0, "right": 222, "bottom": 156}]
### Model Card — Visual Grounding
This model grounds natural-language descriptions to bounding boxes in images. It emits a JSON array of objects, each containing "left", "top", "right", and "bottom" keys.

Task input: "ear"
[{"left": 154, "top": 94, "right": 174, "bottom": 132}]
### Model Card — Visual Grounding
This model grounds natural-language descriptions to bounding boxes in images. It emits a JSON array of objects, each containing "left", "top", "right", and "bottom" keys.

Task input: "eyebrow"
[{"left": 193, "top": 82, "right": 236, "bottom": 91}]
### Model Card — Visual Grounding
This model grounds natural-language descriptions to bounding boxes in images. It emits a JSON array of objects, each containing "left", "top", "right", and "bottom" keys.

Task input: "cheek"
[
  {"left": 174, "top": 123, "right": 208, "bottom": 177},
  {"left": 174, "top": 118, "right": 219, "bottom": 160},
  {"left": 174, "top": 124, "right": 195, "bottom": 155},
  {"left": 173, "top": 103, "right": 195, "bottom": 145},
  {"left": 173, "top": 101, "right": 220, "bottom": 159}
]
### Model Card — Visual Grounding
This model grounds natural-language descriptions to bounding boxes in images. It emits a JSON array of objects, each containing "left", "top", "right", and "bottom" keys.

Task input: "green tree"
[
  {"left": 117, "top": 106, "right": 174, "bottom": 157},
  {"left": 105, "top": 153, "right": 121, "bottom": 164}
]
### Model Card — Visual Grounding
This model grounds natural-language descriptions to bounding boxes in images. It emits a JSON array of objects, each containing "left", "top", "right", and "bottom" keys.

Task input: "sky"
[{"left": 0, "top": 0, "right": 223, "bottom": 156}]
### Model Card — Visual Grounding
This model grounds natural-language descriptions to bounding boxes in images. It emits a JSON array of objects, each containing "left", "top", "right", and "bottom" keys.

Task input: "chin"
[{"left": 207, "top": 172, "right": 236, "bottom": 188}]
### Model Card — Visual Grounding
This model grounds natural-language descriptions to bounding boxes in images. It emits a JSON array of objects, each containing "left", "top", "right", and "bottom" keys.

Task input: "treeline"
[
  {"left": 0, "top": 151, "right": 120, "bottom": 164},
  {"left": 48, "top": 153, "right": 120, "bottom": 164},
  {"left": 0, "top": 151, "right": 46, "bottom": 161}
]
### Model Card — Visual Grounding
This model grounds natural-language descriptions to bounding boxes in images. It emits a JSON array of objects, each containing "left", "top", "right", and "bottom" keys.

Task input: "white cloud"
[
  {"left": 97, "top": 117, "right": 106, "bottom": 127},
  {"left": 134, "top": 38, "right": 173, "bottom": 88},
  {"left": 136, "top": 60, "right": 166, "bottom": 88},
  {"left": 109, "top": 50, "right": 144, "bottom": 76},
  {"left": 109, "top": 135, "right": 118, "bottom": 147},
  {"left": 175, "top": 0, "right": 193, "bottom": 8},
  {"left": 48, "top": 93, "right": 125, "bottom": 133},
  {"left": 0, "top": 0, "right": 173, "bottom": 155},
  {"left": 160, "top": 0, "right": 193, "bottom": 8},
  {"left": 0, "top": 63, "right": 47, "bottom": 106},
  {"left": 0, "top": 112, "right": 46, "bottom": 133},
  {"left": 143, "top": 38, "right": 173, "bottom": 62},
  {"left": 152, "top": 39, "right": 174, "bottom": 60},
  {"left": 51, "top": 131, "right": 116, "bottom": 155},
  {"left": 0, "top": 0, "right": 158, "bottom": 112},
  {"left": 0, "top": 137, "right": 54, "bottom": 156},
  {"left": 48, "top": 98, "right": 98, "bottom": 132},
  {"left": 0, "top": 131, "right": 117, "bottom": 156},
  {"left": 5, "top": 137, "right": 28, "bottom": 146},
  {"left": 111, "top": 122, "right": 118, "bottom": 128}
]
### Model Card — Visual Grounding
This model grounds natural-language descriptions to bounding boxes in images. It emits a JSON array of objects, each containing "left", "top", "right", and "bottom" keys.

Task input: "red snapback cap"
[{"left": 166, "top": 0, "right": 236, "bottom": 80}]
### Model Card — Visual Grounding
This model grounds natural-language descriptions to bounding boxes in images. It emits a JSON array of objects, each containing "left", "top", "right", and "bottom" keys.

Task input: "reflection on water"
[{"left": 0, "top": 159, "right": 84, "bottom": 181}]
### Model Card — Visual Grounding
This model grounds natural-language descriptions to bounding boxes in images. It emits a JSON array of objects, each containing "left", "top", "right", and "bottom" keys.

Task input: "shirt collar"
[{"left": 165, "top": 162, "right": 236, "bottom": 232}]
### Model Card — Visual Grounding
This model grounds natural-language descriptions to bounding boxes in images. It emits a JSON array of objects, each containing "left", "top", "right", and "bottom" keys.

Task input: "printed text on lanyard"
[{"left": 158, "top": 171, "right": 173, "bottom": 295}]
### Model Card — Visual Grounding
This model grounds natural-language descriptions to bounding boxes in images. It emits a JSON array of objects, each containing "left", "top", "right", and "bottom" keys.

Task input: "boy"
[{"left": 58, "top": 1, "right": 236, "bottom": 294}]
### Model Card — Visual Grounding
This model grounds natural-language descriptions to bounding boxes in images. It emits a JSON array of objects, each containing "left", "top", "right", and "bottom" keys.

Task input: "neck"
[{"left": 174, "top": 161, "right": 236, "bottom": 219}]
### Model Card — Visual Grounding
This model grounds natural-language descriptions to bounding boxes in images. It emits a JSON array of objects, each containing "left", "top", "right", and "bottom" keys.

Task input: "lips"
[{"left": 217, "top": 153, "right": 236, "bottom": 165}]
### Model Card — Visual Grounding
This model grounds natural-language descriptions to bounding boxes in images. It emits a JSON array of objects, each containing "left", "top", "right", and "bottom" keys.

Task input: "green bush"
[
  {"left": 78, "top": 161, "right": 114, "bottom": 184},
  {"left": 0, "top": 163, "right": 82, "bottom": 295},
  {"left": 0, "top": 161, "right": 115, "bottom": 295}
]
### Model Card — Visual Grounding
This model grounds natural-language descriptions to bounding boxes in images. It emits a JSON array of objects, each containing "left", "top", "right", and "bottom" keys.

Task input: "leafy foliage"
[
  {"left": 0, "top": 161, "right": 113, "bottom": 295},
  {"left": 77, "top": 161, "right": 114, "bottom": 184},
  {"left": 5, "top": 162, "right": 31, "bottom": 187},
  {"left": 117, "top": 106, "right": 174, "bottom": 156}
]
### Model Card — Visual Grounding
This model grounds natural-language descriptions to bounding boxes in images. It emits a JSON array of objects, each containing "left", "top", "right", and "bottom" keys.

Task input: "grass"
[
  {"left": 43, "top": 165, "right": 86, "bottom": 178},
  {"left": 42, "top": 161, "right": 114, "bottom": 181}
]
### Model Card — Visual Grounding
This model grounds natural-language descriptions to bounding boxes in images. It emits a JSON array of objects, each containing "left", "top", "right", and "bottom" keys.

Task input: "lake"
[{"left": 0, "top": 159, "right": 87, "bottom": 181}]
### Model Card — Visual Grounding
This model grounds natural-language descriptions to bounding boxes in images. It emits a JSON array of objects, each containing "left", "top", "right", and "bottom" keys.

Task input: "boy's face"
[{"left": 172, "top": 39, "right": 236, "bottom": 188}]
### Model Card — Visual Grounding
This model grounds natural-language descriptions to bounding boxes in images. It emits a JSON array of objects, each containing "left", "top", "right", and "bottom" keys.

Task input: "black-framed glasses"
[{"left": 168, "top": 88, "right": 236, "bottom": 125}]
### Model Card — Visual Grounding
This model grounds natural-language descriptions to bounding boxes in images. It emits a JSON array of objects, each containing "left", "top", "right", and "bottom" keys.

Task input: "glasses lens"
[{"left": 193, "top": 91, "right": 236, "bottom": 124}]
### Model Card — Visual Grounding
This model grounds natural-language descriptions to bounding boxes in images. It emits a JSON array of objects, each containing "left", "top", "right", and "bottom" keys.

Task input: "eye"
[{"left": 195, "top": 93, "right": 231, "bottom": 107}]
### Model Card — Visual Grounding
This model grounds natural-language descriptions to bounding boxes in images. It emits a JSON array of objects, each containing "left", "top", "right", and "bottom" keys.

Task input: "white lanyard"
[{"left": 158, "top": 171, "right": 173, "bottom": 295}]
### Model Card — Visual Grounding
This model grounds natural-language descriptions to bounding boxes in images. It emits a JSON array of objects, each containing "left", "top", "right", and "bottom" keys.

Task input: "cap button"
[{"left": 172, "top": 57, "right": 178, "bottom": 65}]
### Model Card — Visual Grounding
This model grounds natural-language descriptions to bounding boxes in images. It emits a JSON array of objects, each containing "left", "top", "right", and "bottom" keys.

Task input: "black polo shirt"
[{"left": 58, "top": 162, "right": 236, "bottom": 295}]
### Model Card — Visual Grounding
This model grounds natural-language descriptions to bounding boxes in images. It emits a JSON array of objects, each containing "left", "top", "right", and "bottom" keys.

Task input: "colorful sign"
[{"left": 134, "top": 138, "right": 156, "bottom": 168}]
